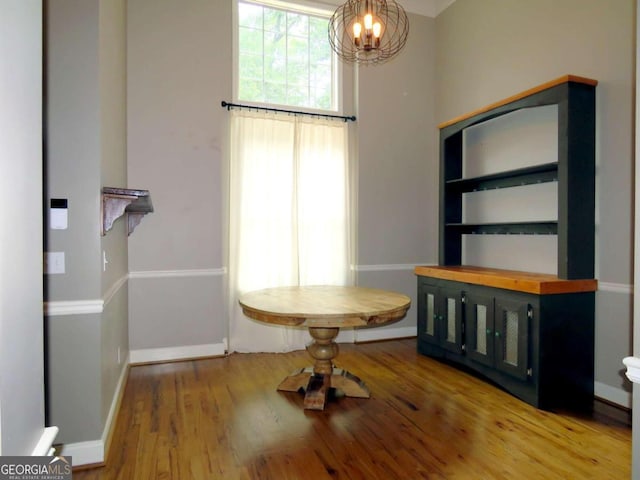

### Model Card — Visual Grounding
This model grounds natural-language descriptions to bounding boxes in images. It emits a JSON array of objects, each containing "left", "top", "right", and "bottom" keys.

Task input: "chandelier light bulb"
[
  {"left": 373, "top": 22, "right": 381, "bottom": 38},
  {"left": 364, "top": 13, "right": 373, "bottom": 30},
  {"left": 353, "top": 21, "right": 362, "bottom": 38}
]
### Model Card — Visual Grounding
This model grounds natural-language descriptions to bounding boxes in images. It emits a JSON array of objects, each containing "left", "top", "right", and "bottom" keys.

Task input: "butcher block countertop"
[{"left": 414, "top": 265, "right": 597, "bottom": 295}]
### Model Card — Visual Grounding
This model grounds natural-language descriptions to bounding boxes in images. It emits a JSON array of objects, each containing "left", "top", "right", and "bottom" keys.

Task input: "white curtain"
[{"left": 228, "top": 109, "right": 351, "bottom": 352}]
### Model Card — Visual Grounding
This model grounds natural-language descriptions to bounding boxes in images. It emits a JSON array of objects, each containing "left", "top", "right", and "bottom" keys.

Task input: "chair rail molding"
[
  {"left": 623, "top": 356, "right": 640, "bottom": 383},
  {"left": 128, "top": 268, "right": 226, "bottom": 279},
  {"left": 44, "top": 273, "right": 128, "bottom": 316}
]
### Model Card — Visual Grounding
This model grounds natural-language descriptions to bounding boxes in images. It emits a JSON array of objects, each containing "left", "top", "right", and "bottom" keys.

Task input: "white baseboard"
[
  {"left": 102, "top": 355, "right": 130, "bottom": 447},
  {"left": 594, "top": 381, "right": 631, "bottom": 408},
  {"left": 130, "top": 343, "right": 226, "bottom": 364},
  {"left": 58, "top": 355, "right": 130, "bottom": 466},
  {"left": 59, "top": 440, "right": 104, "bottom": 466},
  {"left": 354, "top": 326, "right": 416, "bottom": 343}
]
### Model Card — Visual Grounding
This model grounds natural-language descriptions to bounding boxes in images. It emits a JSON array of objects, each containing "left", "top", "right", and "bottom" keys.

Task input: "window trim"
[{"left": 232, "top": 0, "right": 343, "bottom": 115}]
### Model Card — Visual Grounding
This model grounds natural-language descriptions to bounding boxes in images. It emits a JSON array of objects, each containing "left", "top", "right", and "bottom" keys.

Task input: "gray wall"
[
  {"left": 0, "top": 0, "right": 46, "bottom": 456},
  {"left": 435, "top": 0, "right": 634, "bottom": 405},
  {"left": 126, "top": 0, "right": 230, "bottom": 354},
  {"left": 45, "top": 0, "right": 130, "bottom": 454},
  {"left": 354, "top": 12, "right": 437, "bottom": 338},
  {"left": 46, "top": 0, "right": 101, "bottom": 302},
  {"left": 98, "top": 0, "right": 130, "bottom": 432},
  {"left": 125, "top": 1, "right": 436, "bottom": 353}
]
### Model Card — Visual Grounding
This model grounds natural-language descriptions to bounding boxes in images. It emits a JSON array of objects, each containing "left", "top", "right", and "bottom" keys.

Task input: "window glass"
[{"left": 237, "top": 0, "right": 336, "bottom": 111}]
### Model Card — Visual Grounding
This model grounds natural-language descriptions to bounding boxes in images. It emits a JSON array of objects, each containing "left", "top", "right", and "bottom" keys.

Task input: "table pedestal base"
[
  {"left": 277, "top": 327, "right": 370, "bottom": 410},
  {"left": 278, "top": 367, "right": 370, "bottom": 410}
]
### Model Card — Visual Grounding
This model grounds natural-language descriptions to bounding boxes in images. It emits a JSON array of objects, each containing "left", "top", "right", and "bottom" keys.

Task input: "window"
[
  {"left": 229, "top": 0, "right": 350, "bottom": 353},
  {"left": 236, "top": 0, "right": 338, "bottom": 111}
]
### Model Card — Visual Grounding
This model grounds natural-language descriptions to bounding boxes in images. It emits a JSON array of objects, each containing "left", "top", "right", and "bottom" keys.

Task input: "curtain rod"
[{"left": 221, "top": 101, "right": 356, "bottom": 122}]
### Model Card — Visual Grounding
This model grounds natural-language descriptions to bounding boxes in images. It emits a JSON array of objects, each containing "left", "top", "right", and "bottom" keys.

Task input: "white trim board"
[
  {"left": 32, "top": 426, "right": 59, "bottom": 456},
  {"left": 44, "top": 274, "right": 128, "bottom": 316},
  {"left": 354, "top": 326, "right": 416, "bottom": 343},
  {"left": 624, "top": 355, "right": 640, "bottom": 383},
  {"left": 102, "top": 355, "right": 130, "bottom": 452},
  {"left": 598, "top": 282, "right": 633, "bottom": 295},
  {"left": 45, "top": 268, "right": 229, "bottom": 316},
  {"left": 58, "top": 355, "right": 130, "bottom": 466},
  {"left": 44, "top": 300, "right": 104, "bottom": 317},
  {"left": 595, "top": 381, "right": 632, "bottom": 409},
  {"left": 59, "top": 440, "right": 103, "bottom": 467},
  {"left": 318, "top": 0, "right": 455, "bottom": 18},
  {"left": 103, "top": 274, "right": 128, "bottom": 306},
  {"left": 129, "top": 268, "right": 226, "bottom": 279},
  {"left": 130, "top": 343, "right": 226, "bottom": 364}
]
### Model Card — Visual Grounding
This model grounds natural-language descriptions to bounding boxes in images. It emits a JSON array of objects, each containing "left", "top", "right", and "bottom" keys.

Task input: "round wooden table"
[{"left": 238, "top": 285, "right": 411, "bottom": 410}]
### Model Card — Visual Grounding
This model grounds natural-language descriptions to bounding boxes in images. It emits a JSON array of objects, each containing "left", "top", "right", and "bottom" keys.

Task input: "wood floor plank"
[{"left": 73, "top": 339, "right": 630, "bottom": 479}]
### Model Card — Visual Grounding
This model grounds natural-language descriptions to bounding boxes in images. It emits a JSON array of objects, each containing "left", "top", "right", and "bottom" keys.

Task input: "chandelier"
[{"left": 328, "top": 0, "right": 409, "bottom": 66}]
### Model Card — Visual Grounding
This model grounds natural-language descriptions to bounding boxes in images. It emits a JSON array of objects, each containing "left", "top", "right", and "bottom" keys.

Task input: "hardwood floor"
[{"left": 74, "top": 339, "right": 630, "bottom": 479}]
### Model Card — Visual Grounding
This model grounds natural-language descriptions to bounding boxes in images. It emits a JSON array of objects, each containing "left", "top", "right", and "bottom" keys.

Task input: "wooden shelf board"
[
  {"left": 445, "top": 221, "right": 557, "bottom": 235},
  {"left": 438, "top": 75, "right": 598, "bottom": 129},
  {"left": 446, "top": 162, "right": 558, "bottom": 191},
  {"left": 414, "top": 265, "right": 597, "bottom": 295}
]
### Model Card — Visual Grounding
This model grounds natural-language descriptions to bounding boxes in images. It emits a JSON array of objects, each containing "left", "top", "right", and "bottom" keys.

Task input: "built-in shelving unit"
[
  {"left": 439, "top": 74, "right": 597, "bottom": 280},
  {"left": 415, "top": 75, "right": 598, "bottom": 410},
  {"left": 102, "top": 187, "right": 154, "bottom": 236}
]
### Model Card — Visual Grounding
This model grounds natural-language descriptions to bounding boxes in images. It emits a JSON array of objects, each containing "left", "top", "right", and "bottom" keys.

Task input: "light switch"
[{"left": 45, "top": 252, "right": 65, "bottom": 275}]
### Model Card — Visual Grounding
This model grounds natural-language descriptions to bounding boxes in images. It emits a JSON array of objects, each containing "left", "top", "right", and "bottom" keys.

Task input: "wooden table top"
[{"left": 239, "top": 285, "right": 411, "bottom": 328}]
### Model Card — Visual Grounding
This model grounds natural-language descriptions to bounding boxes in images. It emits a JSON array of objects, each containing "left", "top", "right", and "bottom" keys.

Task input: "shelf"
[
  {"left": 438, "top": 75, "right": 596, "bottom": 279},
  {"left": 446, "top": 162, "right": 558, "bottom": 192},
  {"left": 445, "top": 221, "right": 557, "bottom": 235},
  {"left": 102, "top": 187, "right": 154, "bottom": 236},
  {"left": 414, "top": 265, "right": 597, "bottom": 295}
]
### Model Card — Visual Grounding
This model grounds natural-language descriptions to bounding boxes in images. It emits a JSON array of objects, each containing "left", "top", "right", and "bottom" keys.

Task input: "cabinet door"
[
  {"left": 465, "top": 292, "right": 495, "bottom": 367},
  {"left": 418, "top": 283, "right": 440, "bottom": 346},
  {"left": 438, "top": 286, "right": 463, "bottom": 354},
  {"left": 494, "top": 298, "right": 530, "bottom": 380}
]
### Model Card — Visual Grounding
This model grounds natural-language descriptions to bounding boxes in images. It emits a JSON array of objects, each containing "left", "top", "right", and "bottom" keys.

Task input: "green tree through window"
[{"left": 237, "top": 0, "right": 335, "bottom": 111}]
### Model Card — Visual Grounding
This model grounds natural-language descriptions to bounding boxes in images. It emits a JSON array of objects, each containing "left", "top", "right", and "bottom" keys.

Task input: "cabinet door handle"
[
  {"left": 486, "top": 328, "right": 492, "bottom": 334},
  {"left": 495, "top": 331, "right": 501, "bottom": 337}
]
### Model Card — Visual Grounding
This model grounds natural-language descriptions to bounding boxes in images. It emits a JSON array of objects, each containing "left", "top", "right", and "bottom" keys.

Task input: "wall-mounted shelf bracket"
[{"left": 102, "top": 187, "right": 153, "bottom": 236}]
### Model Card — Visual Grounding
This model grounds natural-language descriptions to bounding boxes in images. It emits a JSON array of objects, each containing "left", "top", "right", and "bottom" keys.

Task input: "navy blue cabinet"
[{"left": 417, "top": 274, "right": 595, "bottom": 410}]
